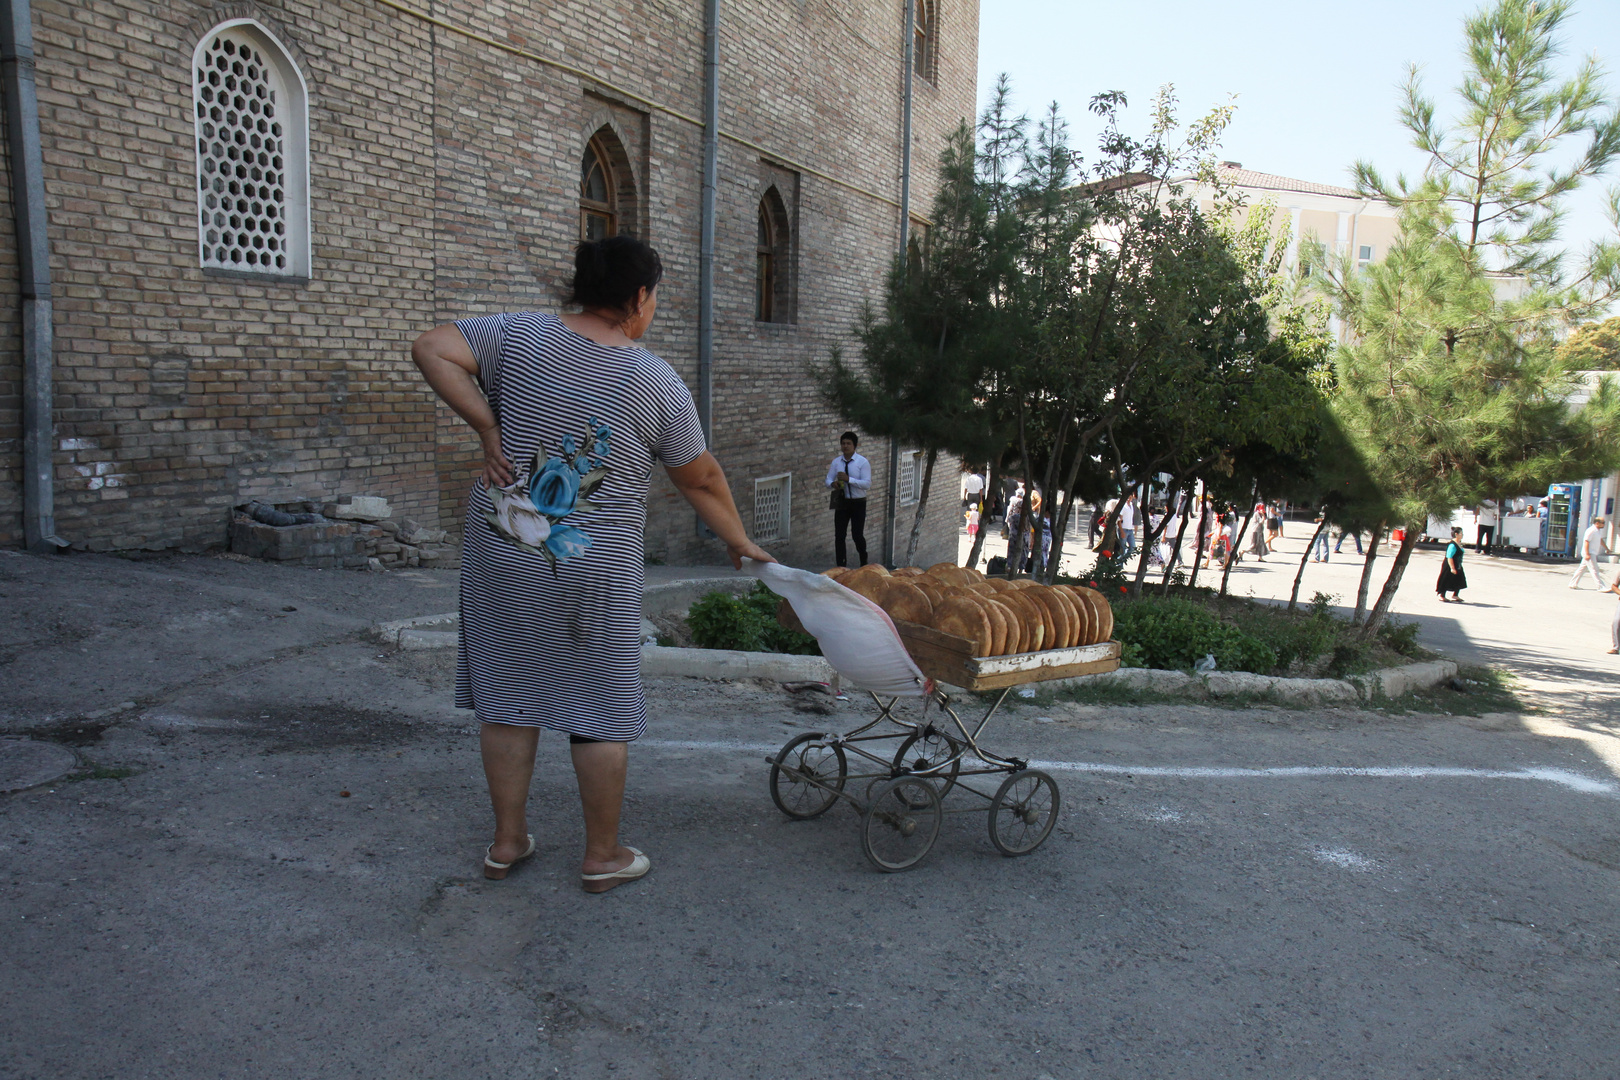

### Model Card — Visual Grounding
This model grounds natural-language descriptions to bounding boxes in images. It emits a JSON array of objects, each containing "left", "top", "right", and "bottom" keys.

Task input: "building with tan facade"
[{"left": 0, "top": 0, "right": 976, "bottom": 569}]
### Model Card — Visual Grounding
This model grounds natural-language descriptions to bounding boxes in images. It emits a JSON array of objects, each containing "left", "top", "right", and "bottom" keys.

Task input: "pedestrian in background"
[
  {"left": 1311, "top": 510, "right": 1330, "bottom": 562},
  {"left": 1334, "top": 525, "right": 1363, "bottom": 556},
  {"left": 1476, "top": 500, "right": 1499, "bottom": 555},
  {"left": 1266, "top": 501, "right": 1283, "bottom": 551},
  {"left": 1569, "top": 516, "right": 1610, "bottom": 589},
  {"left": 1606, "top": 576, "right": 1620, "bottom": 655},
  {"left": 962, "top": 468, "right": 985, "bottom": 511},
  {"left": 1437, "top": 526, "right": 1467, "bottom": 602},
  {"left": 825, "top": 431, "right": 870, "bottom": 567}
]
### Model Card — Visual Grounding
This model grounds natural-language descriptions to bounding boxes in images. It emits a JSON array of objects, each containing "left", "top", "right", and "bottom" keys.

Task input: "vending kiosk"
[{"left": 1542, "top": 484, "right": 1580, "bottom": 558}]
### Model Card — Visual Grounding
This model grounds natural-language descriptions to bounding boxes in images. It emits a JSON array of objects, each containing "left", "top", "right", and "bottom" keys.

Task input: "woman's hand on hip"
[{"left": 480, "top": 427, "right": 515, "bottom": 488}]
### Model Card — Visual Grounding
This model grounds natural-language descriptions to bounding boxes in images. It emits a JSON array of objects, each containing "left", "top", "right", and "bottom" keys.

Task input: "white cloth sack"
[{"left": 742, "top": 559, "right": 930, "bottom": 697}]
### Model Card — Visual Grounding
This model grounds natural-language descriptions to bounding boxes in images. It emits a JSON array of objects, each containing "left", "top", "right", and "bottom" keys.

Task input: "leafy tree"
[
  {"left": 813, "top": 118, "right": 1012, "bottom": 566},
  {"left": 1555, "top": 315, "right": 1620, "bottom": 369},
  {"left": 1333, "top": 0, "right": 1620, "bottom": 634}
]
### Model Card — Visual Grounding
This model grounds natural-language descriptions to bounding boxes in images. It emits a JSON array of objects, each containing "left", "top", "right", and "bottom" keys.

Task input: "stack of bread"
[{"left": 821, "top": 562, "right": 1114, "bottom": 659}]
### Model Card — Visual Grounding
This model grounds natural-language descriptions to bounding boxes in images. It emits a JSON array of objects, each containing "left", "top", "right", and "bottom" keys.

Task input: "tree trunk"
[
  {"left": 1288, "top": 516, "right": 1328, "bottom": 612},
  {"left": 1352, "top": 521, "right": 1386, "bottom": 626},
  {"left": 1187, "top": 498, "right": 1208, "bottom": 591},
  {"left": 1129, "top": 479, "right": 1170, "bottom": 596},
  {"left": 964, "top": 458, "right": 994, "bottom": 570},
  {"left": 1361, "top": 526, "right": 1419, "bottom": 639},
  {"left": 902, "top": 448, "right": 938, "bottom": 568},
  {"left": 1161, "top": 485, "right": 1194, "bottom": 595},
  {"left": 1042, "top": 477, "right": 1085, "bottom": 585},
  {"left": 1220, "top": 486, "right": 1258, "bottom": 598}
]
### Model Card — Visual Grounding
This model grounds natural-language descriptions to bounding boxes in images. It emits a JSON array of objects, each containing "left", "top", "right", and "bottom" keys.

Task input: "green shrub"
[
  {"left": 685, "top": 583, "right": 820, "bottom": 655},
  {"left": 1378, "top": 617, "right": 1422, "bottom": 657},
  {"left": 1111, "top": 597, "right": 1277, "bottom": 674}
]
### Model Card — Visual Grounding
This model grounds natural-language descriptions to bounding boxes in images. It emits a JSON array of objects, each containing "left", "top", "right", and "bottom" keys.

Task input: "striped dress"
[{"left": 453, "top": 312, "right": 706, "bottom": 739}]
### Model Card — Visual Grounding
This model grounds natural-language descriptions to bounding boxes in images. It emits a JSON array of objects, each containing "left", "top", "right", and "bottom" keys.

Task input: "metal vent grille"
[
  {"left": 753, "top": 474, "right": 791, "bottom": 543},
  {"left": 195, "top": 30, "right": 291, "bottom": 273}
]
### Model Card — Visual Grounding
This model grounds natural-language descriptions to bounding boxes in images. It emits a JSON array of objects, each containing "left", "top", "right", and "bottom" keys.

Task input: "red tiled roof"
[{"left": 1215, "top": 165, "right": 1360, "bottom": 199}]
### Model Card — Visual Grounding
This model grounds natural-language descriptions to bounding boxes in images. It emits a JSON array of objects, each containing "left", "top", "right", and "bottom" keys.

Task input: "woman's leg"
[
  {"left": 481, "top": 721, "right": 540, "bottom": 864},
  {"left": 570, "top": 739, "right": 636, "bottom": 874}
]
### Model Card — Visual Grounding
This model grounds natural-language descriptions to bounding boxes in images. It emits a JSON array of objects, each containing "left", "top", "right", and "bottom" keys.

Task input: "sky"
[{"left": 976, "top": 0, "right": 1620, "bottom": 253}]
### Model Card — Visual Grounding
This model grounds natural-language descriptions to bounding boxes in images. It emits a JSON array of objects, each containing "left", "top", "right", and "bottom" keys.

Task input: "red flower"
[
  {"left": 1119, "top": 586, "right": 1127, "bottom": 593},
  {"left": 1089, "top": 580, "right": 1098, "bottom": 587}
]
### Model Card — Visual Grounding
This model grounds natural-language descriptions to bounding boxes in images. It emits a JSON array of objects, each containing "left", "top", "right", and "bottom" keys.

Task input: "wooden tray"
[{"left": 893, "top": 620, "right": 1122, "bottom": 691}]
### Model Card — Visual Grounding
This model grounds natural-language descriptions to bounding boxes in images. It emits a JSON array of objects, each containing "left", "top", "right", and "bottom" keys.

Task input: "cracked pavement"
[{"left": 3, "top": 549, "right": 1619, "bottom": 1079}]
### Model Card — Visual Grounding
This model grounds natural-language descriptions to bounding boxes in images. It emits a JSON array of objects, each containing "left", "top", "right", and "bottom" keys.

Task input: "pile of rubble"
[{"left": 228, "top": 495, "right": 459, "bottom": 571}]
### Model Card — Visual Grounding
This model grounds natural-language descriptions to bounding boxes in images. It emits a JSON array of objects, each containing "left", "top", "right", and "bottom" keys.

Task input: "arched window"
[
  {"left": 193, "top": 20, "right": 309, "bottom": 277},
  {"left": 580, "top": 135, "right": 616, "bottom": 241},
  {"left": 755, "top": 186, "right": 791, "bottom": 323}
]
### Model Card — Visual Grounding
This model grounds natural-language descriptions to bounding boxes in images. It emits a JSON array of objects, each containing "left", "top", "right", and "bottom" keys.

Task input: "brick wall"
[{"left": 0, "top": 0, "right": 979, "bottom": 568}]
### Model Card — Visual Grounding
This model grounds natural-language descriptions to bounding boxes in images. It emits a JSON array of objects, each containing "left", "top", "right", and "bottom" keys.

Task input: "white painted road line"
[{"left": 638, "top": 739, "right": 1620, "bottom": 797}]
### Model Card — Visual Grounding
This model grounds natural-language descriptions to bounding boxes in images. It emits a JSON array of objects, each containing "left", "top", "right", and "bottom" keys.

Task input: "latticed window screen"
[
  {"left": 194, "top": 29, "right": 294, "bottom": 273},
  {"left": 898, "top": 451, "right": 924, "bottom": 504},
  {"left": 753, "top": 474, "right": 791, "bottom": 543}
]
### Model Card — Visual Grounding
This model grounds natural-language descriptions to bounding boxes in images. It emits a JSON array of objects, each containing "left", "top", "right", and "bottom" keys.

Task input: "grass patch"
[
  {"left": 1377, "top": 665, "right": 1534, "bottom": 716},
  {"left": 686, "top": 583, "right": 820, "bottom": 655}
]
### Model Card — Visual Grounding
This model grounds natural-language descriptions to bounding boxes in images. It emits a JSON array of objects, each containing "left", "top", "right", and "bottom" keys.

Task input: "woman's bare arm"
[
  {"left": 411, "top": 323, "right": 513, "bottom": 487},
  {"left": 665, "top": 452, "right": 775, "bottom": 569}
]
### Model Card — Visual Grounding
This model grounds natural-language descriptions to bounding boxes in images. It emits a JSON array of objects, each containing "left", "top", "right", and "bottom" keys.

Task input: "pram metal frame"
[{"left": 766, "top": 633, "right": 1121, "bottom": 871}]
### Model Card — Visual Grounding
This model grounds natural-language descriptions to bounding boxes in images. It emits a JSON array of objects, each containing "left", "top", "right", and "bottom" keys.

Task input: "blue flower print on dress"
[
  {"left": 483, "top": 420, "right": 613, "bottom": 573},
  {"left": 530, "top": 458, "right": 581, "bottom": 517},
  {"left": 544, "top": 524, "right": 592, "bottom": 560}
]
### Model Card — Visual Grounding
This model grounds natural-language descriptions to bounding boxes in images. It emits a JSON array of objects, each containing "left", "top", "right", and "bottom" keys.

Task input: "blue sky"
[{"left": 976, "top": 0, "right": 1620, "bottom": 252}]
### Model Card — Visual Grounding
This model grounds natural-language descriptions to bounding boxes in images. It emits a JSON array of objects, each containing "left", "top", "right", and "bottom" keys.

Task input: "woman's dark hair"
[
  {"left": 566, "top": 235, "right": 663, "bottom": 313},
  {"left": 840, "top": 431, "right": 859, "bottom": 447}
]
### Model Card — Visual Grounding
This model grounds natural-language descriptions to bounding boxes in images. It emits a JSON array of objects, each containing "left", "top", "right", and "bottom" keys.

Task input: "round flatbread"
[
  {"left": 840, "top": 568, "right": 889, "bottom": 604},
  {"left": 911, "top": 578, "right": 945, "bottom": 609},
  {"left": 1006, "top": 578, "right": 1039, "bottom": 590},
  {"left": 970, "top": 592, "right": 1009, "bottom": 655},
  {"left": 967, "top": 581, "right": 997, "bottom": 596},
  {"left": 1027, "top": 586, "right": 1074, "bottom": 649},
  {"left": 1053, "top": 584, "right": 1093, "bottom": 646},
  {"left": 996, "top": 589, "right": 1047, "bottom": 652},
  {"left": 959, "top": 566, "right": 986, "bottom": 583},
  {"left": 876, "top": 578, "right": 933, "bottom": 625},
  {"left": 930, "top": 596, "right": 992, "bottom": 657},
  {"left": 891, "top": 566, "right": 926, "bottom": 577},
  {"left": 985, "top": 596, "right": 1025, "bottom": 655},
  {"left": 822, "top": 566, "right": 850, "bottom": 581},
  {"left": 981, "top": 577, "right": 1014, "bottom": 593},
  {"left": 1070, "top": 585, "right": 1114, "bottom": 644},
  {"left": 926, "top": 563, "right": 970, "bottom": 587},
  {"left": 858, "top": 563, "right": 891, "bottom": 577},
  {"left": 1047, "top": 585, "right": 1088, "bottom": 647}
]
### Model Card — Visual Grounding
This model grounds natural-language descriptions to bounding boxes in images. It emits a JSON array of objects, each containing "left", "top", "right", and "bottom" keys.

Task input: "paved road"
[{"left": 4, "top": 550, "right": 1620, "bottom": 1078}]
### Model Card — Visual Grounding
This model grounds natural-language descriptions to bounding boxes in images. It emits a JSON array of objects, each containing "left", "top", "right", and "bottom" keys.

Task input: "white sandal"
[
  {"left": 581, "top": 847, "right": 650, "bottom": 894},
  {"left": 483, "top": 834, "right": 536, "bottom": 880}
]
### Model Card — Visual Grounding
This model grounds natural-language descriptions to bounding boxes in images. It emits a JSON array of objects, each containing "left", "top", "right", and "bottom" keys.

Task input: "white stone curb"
[
  {"left": 372, "top": 612, "right": 458, "bottom": 650},
  {"left": 640, "top": 645, "right": 837, "bottom": 684},
  {"left": 1044, "top": 659, "right": 1460, "bottom": 704}
]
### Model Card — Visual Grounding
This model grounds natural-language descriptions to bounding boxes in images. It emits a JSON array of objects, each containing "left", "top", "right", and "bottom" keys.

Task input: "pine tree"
[{"left": 1334, "top": 0, "right": 1620, "bottom": 635}]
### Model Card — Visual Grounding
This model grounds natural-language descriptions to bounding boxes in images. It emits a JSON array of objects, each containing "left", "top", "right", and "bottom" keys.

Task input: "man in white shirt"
[
  {"left": 825, "top": 431, "right": 871, "bottom": 567},
  {"left": 962, "top": 470, "right": 985, "bottom": 510},
  {"left": 1117, "top": 493, "right": 1138, "bottom": 559},
  {"left": 1569, "top": 516, "right": 1610, "bottom": 589}
]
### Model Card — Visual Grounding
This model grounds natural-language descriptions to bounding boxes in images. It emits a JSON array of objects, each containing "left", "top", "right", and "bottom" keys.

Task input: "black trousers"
[
  {"left": 834, "top": 497, "right": 868, "bottom": 567},
  {"left": 1476, "top": 524, "right": 1494, "bottom": 553}
]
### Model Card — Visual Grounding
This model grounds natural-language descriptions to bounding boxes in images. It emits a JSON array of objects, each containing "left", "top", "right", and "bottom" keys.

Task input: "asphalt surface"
[{"left": 3, "top": 547, "right": 1619, "bottom": 1079}]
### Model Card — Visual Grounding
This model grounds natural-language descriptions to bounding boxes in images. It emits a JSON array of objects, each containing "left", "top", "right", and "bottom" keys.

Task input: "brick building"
[{"left": 0, "top": 0, "right": 978, "bottom": 569}]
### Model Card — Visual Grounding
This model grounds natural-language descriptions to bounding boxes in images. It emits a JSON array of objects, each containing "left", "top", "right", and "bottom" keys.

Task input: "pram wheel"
[
  {"left": 891, "top": 728, "right": 961, "bottom": 802},
  {"left": 860, "top": 777, "right": 942, "bottom": 872},
  {"left": 987, "top": 770, "right": 1060, "bottom": 856},
  {"left": 769, "top": 733, "right": 847, "bottom": 820}
]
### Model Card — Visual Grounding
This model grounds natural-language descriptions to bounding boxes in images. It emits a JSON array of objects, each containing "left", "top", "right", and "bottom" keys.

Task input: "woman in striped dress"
[{"left": 412, "top": 235, "right": 772, "bottom": 893}]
